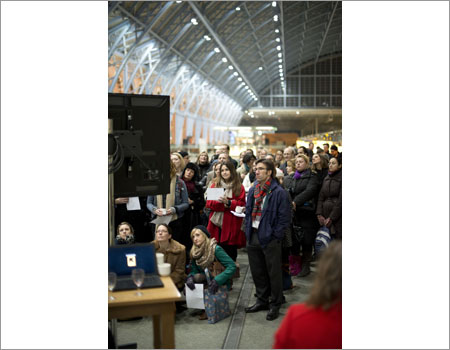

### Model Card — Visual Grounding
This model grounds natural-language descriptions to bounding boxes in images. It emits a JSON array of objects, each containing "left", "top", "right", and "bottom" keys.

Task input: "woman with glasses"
[{"left": 206, "top": 161, "right": 246, "bottom": 261}]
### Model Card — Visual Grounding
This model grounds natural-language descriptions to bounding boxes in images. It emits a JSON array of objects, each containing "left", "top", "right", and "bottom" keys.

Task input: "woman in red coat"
[
  {"left": 206, "top": 161, "right": 246, "bottom": 261},
  {"left": 273, "top": 240, "right": 342, "bottom": 349}
]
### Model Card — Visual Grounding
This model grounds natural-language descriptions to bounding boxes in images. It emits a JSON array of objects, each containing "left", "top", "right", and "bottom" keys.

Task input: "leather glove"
[
  {"left": 317, "top": 215, "right": 326, "bottom": 226},
  {"left": 186, "top": 276, "right": 195, "bottom": 290},
  {"left": 208, "top": 279, "right": 219, "bottom": 294}
]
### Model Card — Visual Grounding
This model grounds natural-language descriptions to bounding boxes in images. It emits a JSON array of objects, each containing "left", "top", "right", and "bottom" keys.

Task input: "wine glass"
[
  {"left": 131, "top": 268, "right": 145, "bottom": 296},
  {"left": 108, "top": 272, "right": 117, "bottom": 300}
]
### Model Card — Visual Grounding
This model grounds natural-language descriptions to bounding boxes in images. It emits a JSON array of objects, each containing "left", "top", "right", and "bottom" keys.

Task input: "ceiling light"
[
  {"left": 278, "top": 59, "right": 282, "bottom": 63},
  {"left": 279, "top": 68, "right": 283, "bottom": 72},
  {"left": 254, "top": 98, "right": 258, "bottom": 101},
  {"left": 258, "top": 66, "right": 263, "bottom": 70},
  {"left": 204, "top": 35, "right": 211, "bottom": 41},
  {"left": 272, "top": 1, "right": 277, "bottom": 7},
  {"left": 228, "top": 65, "right": 233, "bottom": 70},
  {"left": 236, "top": 7, "right": 240, "bottom": 11},
  {"left": 278, "top": 65, "right": 282, "bottom": 68},
  {"left": 191, "top": 18, "right": 198, "bottom": 25},
  {"left": 233, "top": 72, "right": 238, "bottom": 76},
  {"left": 278, "top": 53, "right": 282, "bottom": 58},
  {"left": 238, "top": 77, "right": 242, "bottom": 81},
  {"left": 176, "top": 1, "right": 182, "bottom": 3},
  {"left": 296, "top": 111, "right": 299, "bottom": 115},
  {"left": 276, "top": 45, "right": 281, "bottom": 51},
  {"left": 276, "top": 38, "right": 280, "bottom": 42},
  {"left": 245, "top": 86, "right": 249, "bottom": 90},
  {"left": 273, "top": 15, "right": 278, "bottom": 22},
  {"left": 214, "top": 47, "right": 220, "bottom": 53},
  {"left": 241, "top": 82, "right": 245, "bottom": 86},
  {"left": 222, "top": 57, "right": 227, "bottom": 62},
  {"left": 275, "top": 29, "right": 279, "bottom": 33},
  {"left": 281, "top": 77, "right": 284, "bottom": 81}
]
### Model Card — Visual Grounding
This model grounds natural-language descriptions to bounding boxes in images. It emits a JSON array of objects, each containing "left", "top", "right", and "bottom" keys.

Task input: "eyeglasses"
[{"left": 255, "top": 167, "right": 267, "bottom": 171}]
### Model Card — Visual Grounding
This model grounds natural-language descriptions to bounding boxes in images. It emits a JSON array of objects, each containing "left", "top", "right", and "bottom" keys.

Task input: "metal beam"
[
  {"left": 188, "top": 1, "right": 259, "bottom": 98},
  {"left": 315, "top": 1, "right": 339, "bottom": 64},
  {"left": 109, "top": 1, "right": 174, "bottom": 92},
  {"left": 280, "top": 1, "right": 287, "bottom": 95}
]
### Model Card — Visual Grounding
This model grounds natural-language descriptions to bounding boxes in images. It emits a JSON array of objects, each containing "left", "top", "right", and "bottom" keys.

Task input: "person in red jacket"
[
  {"left": 206, "top": 161, "right": 246, "bottom": 261},
  {"left": 273, "top": 240, "right": 342, "bottom": 349}
]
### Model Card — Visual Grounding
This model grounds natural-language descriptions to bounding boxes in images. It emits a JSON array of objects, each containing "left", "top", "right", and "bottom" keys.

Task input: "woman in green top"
[{"left": 186, "top": 225, "right": 236, "bottom": 293}]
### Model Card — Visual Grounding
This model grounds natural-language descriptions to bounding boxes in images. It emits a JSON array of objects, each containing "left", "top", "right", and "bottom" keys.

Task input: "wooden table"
[{"left": 108, "top": 276, "right": 182, "bottom": 349}]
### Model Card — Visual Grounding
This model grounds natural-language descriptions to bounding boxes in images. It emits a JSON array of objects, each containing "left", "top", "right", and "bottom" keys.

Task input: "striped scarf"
[{"left": 252, "top": 178, "right": 272, "bottom": 219}]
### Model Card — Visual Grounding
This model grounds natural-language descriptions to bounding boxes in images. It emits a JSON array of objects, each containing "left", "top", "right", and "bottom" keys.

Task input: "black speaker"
[{"left": 108, "top": 93, "right": 170, "bottom": 197}]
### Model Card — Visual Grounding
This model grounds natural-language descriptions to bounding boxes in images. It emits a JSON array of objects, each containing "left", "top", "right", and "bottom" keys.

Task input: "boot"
[
  {"left": 198, "top": 311, "right": 208, "bottom": 320},
  {"left": 298, "top": 261, "right": 310, "bottom": 277},
  {"left": 289, "top": 255, "right": 302, "bottom": 276}
]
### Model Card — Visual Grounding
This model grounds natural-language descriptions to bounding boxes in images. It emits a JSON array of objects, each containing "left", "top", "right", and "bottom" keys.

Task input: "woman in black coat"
[
  {"left": 316, "top": 157, "right": 342, "bottom": 239},
  {"left": 287, "top": 154, "right": 321, "bottom": 277},
  {"left": 181, "top": 162, "right": 206, "bottom": 256},
  {"left": 311, "top": 154, "right": 329, "bottom": 186}
]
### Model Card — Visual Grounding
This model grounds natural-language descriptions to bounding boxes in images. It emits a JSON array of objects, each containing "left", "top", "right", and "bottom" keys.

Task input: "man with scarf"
[{"left": 244, "top": 159, "right": 291, "bottom": 321}]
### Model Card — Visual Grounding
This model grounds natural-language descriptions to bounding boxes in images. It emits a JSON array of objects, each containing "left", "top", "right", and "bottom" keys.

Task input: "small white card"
[
  {"left": 185, "top": 283, "right": 205, "bottom": 309},
  {"left": 206, "top": 187, "right": 225, "bottom": 201},
  {"left": 126, "top": 197, "right": 141, "bottom": 211}
]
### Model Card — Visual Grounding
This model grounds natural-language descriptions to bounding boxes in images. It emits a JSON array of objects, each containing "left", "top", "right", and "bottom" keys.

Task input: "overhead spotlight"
[
  {"left": 214, "top": 47, "right": 220, "bottom": 53},
  {"left": 191, "top": 18, "right": 198, "bottom": 25},
  {"left": 238, "top": 77, "right": 242, "bottom": 81},
  {"left": 272, "top": 1, "right": 277, "bottom": 7},
  {"left": 233, "top": 72, "right": 238, "bottom": 76},
  {"left": 236, "top": 6, "right": 240, "bottom": 11},
  {"left": 222, "top": 57, "right": 228, "bottom": 62},
  {"left": 279, "top": 68, "right": 283, "bottom": 72},
  {"left": 176, "top": 1, "right": 182, "bottom": 3},
  {"left": 258, "top": 66, "right": 263, "bottom": 70},
  {"left": 273, "top": 15, "right": 278, "bottom": 22},
  {"left": 278, "top": 65, "right": 282, "bottom": 68},
  {"left": 228, "top": 65, "right": 233, "bottom": 70},
  {"left": 278, "top": 53, "right": 282, "bottom": 58},
  {"left": 281, "top": 77, "right": 284, "bottom": 81},
  {"left": 254, "top": 98, "right": 258, "bottom": 101},
  {"left": 204, "top": 35, "right": 211, "bottom": 41},
  {"left": 245, "top": 86, "right": 249, "bottom": 90},
  {"left": 276, "top": 38, "right": 281, "bottom": 42},
  {"left": 275, "top": 29, "right": 279, "bottom": 33},
  {"left": 278, "top": 59, "right": 282, "bottom": 63},
  {"left": 241, "top": 82, "right": 245, "bottom": 86},
  {"left": 276, "top": 45, "right": 281, "bottom": 51},
  {"left": 296, "top": 111, "right": 299, "bottom": 115}
]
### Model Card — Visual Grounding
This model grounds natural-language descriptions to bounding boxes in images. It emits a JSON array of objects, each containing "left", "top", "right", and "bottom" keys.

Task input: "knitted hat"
[
  {"left": 193, "top": 225, "right": 210, "bottom": 238},
  {"left": 178, "top": 151, "right": 189, "bottom": 158}
]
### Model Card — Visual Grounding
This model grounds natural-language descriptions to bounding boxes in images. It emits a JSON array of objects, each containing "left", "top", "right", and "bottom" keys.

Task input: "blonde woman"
[
  {"left": 286, "top": 154, "right": 321, "bottom": 277},
  {"left": 171, "top": 152, "right": 185, "bottom": 177},
  {"left": 147, "top": 159, "right": 189, "bottom": 248}
]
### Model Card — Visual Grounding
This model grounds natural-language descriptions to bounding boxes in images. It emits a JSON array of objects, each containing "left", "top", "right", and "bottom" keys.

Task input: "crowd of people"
[{"left": 112, "top": 142, "right": 342, "bottom": 348}]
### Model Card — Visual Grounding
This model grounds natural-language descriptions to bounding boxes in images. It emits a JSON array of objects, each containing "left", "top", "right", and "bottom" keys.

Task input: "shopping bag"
[
  {"left": 204, "top": 268, "right": 231, "bottom": 324},
  {"left": 204, "top": 285, "right": 231, "bottom": 324}
]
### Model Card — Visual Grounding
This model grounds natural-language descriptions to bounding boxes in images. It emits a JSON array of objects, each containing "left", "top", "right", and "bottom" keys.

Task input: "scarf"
[
  {"left": 210, "top": 180, "right": 234, "bottom": 228},
  {"left": 115, "top": 234, "right": 135, "bottom": 245},
  {"left": 252, "top": 178, "right": 272, "bottom": 219},
  {"left": 183, "top": 179, "right": 196, "bottom": 194},
  {"left": 294, "top": 169, "right": 307, "bottom": 180},
  {"left": 191, "top": 237, "right": 218, "bottom": 269},
  {"left": 156, "top": 176, "right": 178, "bottom": 221}
]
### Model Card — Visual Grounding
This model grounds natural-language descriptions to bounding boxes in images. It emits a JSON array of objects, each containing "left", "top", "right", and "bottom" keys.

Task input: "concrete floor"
[{"left": 113, "top": 249, "right": 316, "bottom": 349}]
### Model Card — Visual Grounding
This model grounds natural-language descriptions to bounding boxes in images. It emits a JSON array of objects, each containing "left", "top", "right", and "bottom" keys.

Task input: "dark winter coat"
[
  {"left": 316, "top": 169, "right": 342, "bottom": 238},
  {"left": 286, "top": 169, "right": 321, "bottom": 245}
]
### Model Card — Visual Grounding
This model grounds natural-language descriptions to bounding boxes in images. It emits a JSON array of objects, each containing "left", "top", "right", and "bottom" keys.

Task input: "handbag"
[
  {"left": 204, "top": 268, "right": 231, "bottom": 324},
  {"left": 211, "top": 259, "right": 240, "bottom": 279},
  {"left": 292, "top": 224, "right": 304, "bottom": 244}
]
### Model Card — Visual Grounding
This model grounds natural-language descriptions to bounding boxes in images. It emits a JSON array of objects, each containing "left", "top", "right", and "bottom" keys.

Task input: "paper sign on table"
[
  {"left": 206, "top": 188, "right": 225, "bottom": 201},
  {"left": 185, "top": 283, "right": 205, "bottom": 309},
  {"left": 126, "top": 197, "right": 141, "bottom": 211}
]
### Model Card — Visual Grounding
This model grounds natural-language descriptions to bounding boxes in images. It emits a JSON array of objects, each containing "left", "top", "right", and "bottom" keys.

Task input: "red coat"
[
  {"left": 206, "top": 183, "right": 246, "bottom": 247},
  {"left": 273, "top": 301, "right": 342, "bottom": 349}
]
